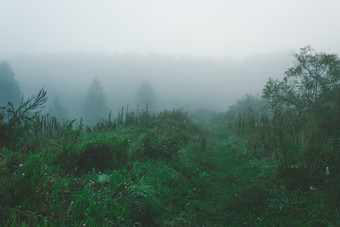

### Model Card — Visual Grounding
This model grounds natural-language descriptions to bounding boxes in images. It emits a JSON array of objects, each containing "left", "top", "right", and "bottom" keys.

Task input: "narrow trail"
[
  {"left": 193, "top": 130, "right": 240, "bottom": 225},
  {"left": 193, "top": 126, "right": 264, "bottom": 225}
]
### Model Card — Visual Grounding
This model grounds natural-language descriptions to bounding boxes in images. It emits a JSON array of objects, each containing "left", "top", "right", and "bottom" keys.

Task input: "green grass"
[{"left": 0, "top": 108, "right": 339, "bottom": 226}]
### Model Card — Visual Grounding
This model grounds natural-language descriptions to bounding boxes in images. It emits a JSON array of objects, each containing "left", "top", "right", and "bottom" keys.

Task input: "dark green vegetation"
[{"left": 1, "top": 47, "right": 339, "bottom": 226}]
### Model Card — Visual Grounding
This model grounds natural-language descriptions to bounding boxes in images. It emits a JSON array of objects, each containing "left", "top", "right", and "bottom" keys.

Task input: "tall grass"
[{"left": 1, "top": 89, "right": 339, "bottom": 225}]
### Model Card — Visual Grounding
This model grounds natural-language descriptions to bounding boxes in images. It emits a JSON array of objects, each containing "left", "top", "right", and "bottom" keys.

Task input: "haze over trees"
[
  {"left": 4, "top": 52, "right": 292, "bottom": 113},
  {"left": 82, "top": 78, "right": 108, "bottom": 125},
  {"left": 0, "top": 61, "right": 21, "bottom": 107},
  {"left": 48, "top": 95, "right": 67, "bottom": 121},
  {"left": 0, "top": 46, "right": 340, "bottom": 226},
  {"left": 261, "top": 46, "right": 340, "bottom": 176},
  {"left": 1, "top": 0, "right": 340, "bottom": 224},
  {"left": 135, "top": 80, "right": 156, "bottom": 112}
]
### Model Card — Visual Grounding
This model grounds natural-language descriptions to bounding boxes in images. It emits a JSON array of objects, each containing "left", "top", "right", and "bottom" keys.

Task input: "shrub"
[
  {"left": 0, "top": 88, "right": 47, "bottom": 149},
  {"left": 76, "top": 136, "right": 128, "bottom": 173},
  {"left": 137, "top": 131, "right": 182, "bottom": 161}
]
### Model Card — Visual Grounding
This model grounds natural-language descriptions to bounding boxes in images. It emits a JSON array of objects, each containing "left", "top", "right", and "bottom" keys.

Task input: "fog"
[
  {"left": 1, "top": 0, "right": 340, "bottom": 119},
  {"left": 1, "top": 0, "right": 340, "bottom": 58},
  {"left": 5, "top": 52, "right": 290, "bottom": 116}
]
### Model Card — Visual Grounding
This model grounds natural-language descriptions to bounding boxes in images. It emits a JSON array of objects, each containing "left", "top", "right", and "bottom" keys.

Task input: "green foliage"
[
  {"left": 76, "top": 136, "right": 128, "bottom": 173},
  {"left": 2, "top": 50, "right": 339, "bottom": 225},
  {"left": 220, "top": 48, "right": 340, "bottom": 190},
  {"left": 263, "top": 46, "right": 340, "bottom": 134},
  {"left": 261, "top": 47, "right": 340, "bottom": 183},
  {"left": 209, "top": 46, "right": 340, "bottom": 226},
  {"left": 137, "top": 131, "right": 181, "bottom": 161},
  {"left": 132, "top": 161, "right": 193, "bottom": 225},
  {"left": 0, "top": 88, "right": 47, "bottom": 149},
  {"left": 226, "top": 94, "right": 271, "bottom": 120}
]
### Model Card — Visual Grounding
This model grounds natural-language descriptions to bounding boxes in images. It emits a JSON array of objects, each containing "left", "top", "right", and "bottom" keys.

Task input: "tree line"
[
  {"left": 217, "top": 46, "right": 340, "bottom": 196},
  {"left": 0, "top": 61, "right": 156, "bottom": 125}
]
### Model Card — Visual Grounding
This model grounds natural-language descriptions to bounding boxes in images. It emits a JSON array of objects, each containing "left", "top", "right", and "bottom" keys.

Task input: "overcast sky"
[{"left": 1, "top": 0, "right": 340, "bottom": 59}]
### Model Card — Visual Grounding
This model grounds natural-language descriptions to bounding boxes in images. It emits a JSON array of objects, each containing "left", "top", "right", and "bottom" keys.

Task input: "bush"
[
  {"left": 75, "top": 136, "right": 128, "bottom": 173},
  {"left": 137, "top": 131, "right": 182, "bottom": 161},
  {"left": 0, "top": 88, "right": 47, "bottom": 149}
]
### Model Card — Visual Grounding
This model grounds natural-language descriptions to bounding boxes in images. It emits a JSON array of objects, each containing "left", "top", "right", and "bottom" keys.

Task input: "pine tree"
[
  {"left": 136, "top": 81, "right": 156, "bottom": 112},
  {"left": 83, "top": 78, "right": 108, "bottom": 125}
]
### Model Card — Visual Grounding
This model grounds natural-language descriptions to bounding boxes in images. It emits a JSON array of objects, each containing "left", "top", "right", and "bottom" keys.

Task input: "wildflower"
[
  {"left": 22, "top": 173, "right": 25, "bottom": 176},
  {"left": 19, "top": 164, "right": 23, "bottom": 167},
  {"left": 71, "top": 201, "right": 74, "bottom": 205},
  {"left": 326, "top": 167, "right": 330, "bottom": 175},
  {"left": 83, "top": 224, "right": 86, "bottom": 226}
]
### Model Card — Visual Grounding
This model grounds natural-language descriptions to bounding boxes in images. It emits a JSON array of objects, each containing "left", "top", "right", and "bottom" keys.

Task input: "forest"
[{"left": 0, "top": 46, "right": 339, "bottom": 226}]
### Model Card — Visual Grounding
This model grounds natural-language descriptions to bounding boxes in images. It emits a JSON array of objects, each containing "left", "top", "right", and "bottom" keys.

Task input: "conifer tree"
[
  {"left": 136, "top": 81, "right": 156, "bottom": 112},
  {"left": 83, "top": 78, "right": 108, "bottom": 125}
]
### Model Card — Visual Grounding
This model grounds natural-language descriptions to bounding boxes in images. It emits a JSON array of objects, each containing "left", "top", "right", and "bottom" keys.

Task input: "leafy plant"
[{"left": 0, "top": 88, "right": 47, "bottom": 149}]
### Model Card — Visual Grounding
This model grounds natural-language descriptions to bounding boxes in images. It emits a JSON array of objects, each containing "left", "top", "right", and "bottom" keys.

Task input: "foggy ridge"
[{"left": 3, "top": 52, "right": 291, "bottom": 118}]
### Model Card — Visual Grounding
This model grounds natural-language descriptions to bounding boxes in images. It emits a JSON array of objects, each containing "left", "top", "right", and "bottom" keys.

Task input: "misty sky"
[{"left": 1, "top": 0, "right": 340, "bottom": 58}]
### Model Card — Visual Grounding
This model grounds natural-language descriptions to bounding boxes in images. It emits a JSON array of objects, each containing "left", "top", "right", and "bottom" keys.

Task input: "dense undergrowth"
[
  {"left": 1, "top": 47, "right": 339, "bottom": 226},
  {"left": 1, "top": 90, "right": 339, "bottom": 226},
  {"left": 0, "top": 93, "right": 214, "bottom": 226}
]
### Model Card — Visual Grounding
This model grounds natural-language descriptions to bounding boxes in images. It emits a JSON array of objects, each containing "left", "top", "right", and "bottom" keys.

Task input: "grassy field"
[{"left": 1, "top": 100, "right": 339, "bottom": 226}]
